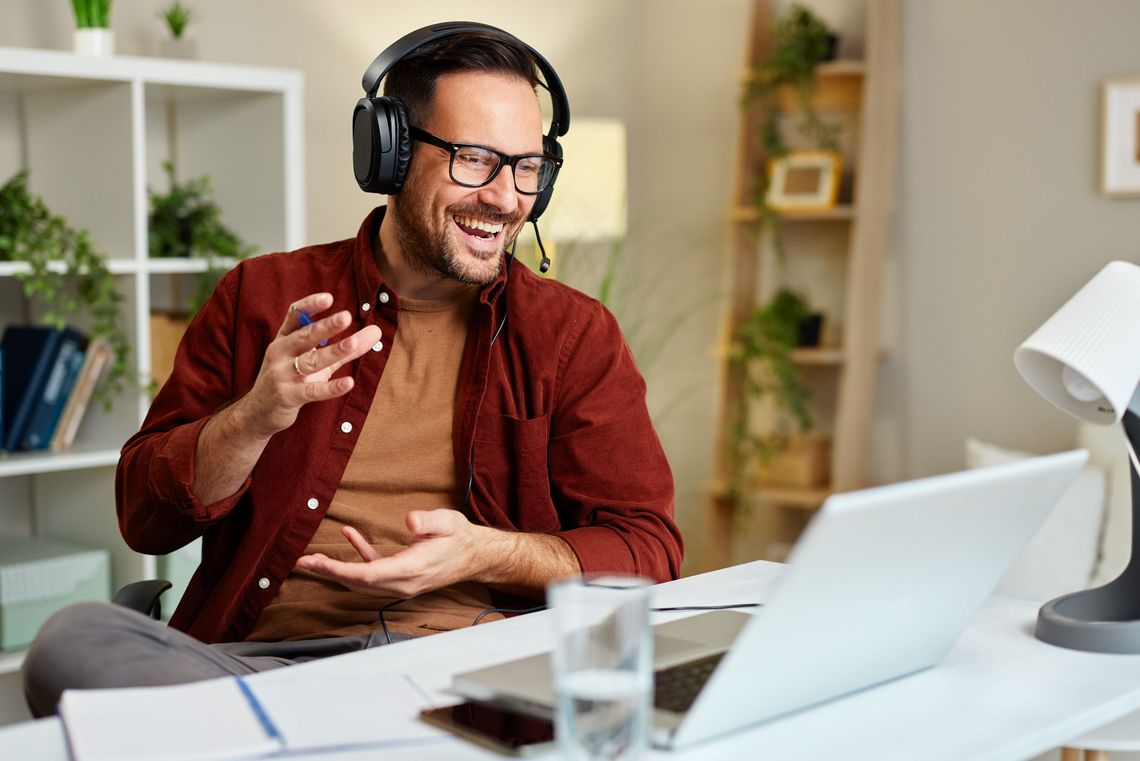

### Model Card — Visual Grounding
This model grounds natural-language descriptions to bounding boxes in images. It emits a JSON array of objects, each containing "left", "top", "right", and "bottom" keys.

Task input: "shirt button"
[
  {"left": 340, "top": 421, "right": 353, "bottom": 433},
  {"left": 378, "top": 291, "right": 390, "bottom": 304},
  {"left": 306, "top": 497, "right": 319, "bottom": 510},
  {"left": 361, "top": 302, "right": 371, "bottom": 312},
  {"left": 258, "top": 577, "right": 270, "bottom": 590},
  {"left": 372, "top": 341, "right": 384, "bottom": 352}
]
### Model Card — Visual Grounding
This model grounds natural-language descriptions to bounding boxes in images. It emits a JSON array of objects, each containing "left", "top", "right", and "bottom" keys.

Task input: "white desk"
[{"left": 5, "top": 560, "right": 1140, "bottom": 760}]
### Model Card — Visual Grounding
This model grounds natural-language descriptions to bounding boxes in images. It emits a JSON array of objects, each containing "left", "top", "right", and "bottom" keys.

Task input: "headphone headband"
[{"left": 360, "top": 21, "right": 570, "bottom": 138}]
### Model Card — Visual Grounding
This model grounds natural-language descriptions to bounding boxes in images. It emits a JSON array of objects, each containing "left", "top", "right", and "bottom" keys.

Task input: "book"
[
  {"left": 50, "top": 337, "right": 111, "bottom": 453},
  {"left": 0, "top": 326, "right": 65, "bottom": 452},
  {"left": 21, "top": 327, "right": 86, "bottom": 450}
]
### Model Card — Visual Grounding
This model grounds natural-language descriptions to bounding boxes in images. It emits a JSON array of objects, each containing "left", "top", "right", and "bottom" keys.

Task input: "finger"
[
  {"left": 277, "top": 293, "right": 333, "bottom": 336},
  {"left": 286, "top": 309, "right": 354, "bottom": 353},
  {"left": 296, "top": 325, "right": 383, "bottom": 377},
  {"left": 407, "top": 508, "right": 457, "bottom": 538},
  {"left": 342, "top": 525, "right": 382, "bottom": 561},
  {"left": 293, "top": 375, "right": 355, "bottom": 402},
  {"left": 298, "top": 552, "right": 412, "bottom": 587}
]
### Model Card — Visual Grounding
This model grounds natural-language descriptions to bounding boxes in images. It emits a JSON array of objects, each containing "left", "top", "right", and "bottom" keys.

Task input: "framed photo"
[
  {"left": 766, "top": 151, "right": 842, "bottom": 212},
  {"left": 1101, "top": 78, "right": 1140, "bottom": 196}
]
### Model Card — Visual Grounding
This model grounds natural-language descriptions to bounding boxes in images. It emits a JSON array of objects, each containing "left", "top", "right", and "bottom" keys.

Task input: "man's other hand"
[{"left": 294, "top": 510, "right": 515, "bottom": 599}]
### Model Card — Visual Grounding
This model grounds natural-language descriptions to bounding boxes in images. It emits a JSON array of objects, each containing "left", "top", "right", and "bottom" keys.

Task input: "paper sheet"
[
  {"left": 60, "top": 678, "right": 280, "bottom": 761},
  {"left": 244, "top": 671, "right": 445, "bottom": 751}
]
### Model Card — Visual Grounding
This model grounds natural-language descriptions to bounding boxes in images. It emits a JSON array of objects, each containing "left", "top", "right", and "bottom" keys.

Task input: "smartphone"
[{"left": 420, "top": 700, "right": 556, "bottom": 756}]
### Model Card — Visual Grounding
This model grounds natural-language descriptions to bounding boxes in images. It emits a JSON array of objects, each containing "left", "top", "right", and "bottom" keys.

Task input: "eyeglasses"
[{"left": 409, "top": 126, "right": 562, "bottom": 195}]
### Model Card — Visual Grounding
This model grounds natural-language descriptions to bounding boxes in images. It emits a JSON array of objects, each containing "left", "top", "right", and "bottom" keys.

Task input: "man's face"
[{"left": 391, "top": 70, "right": 543, "bottom": 286}]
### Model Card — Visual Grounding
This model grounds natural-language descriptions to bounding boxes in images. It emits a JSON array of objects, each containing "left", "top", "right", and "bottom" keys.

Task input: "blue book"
[
  {"left": 22, "top": 328, "right": 87, "bottom": 450},
  {"left": 1, "top": 326, "right": 65, "bottom": 452}
]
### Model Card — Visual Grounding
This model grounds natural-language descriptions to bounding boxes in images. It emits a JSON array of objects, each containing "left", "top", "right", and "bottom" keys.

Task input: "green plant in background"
[
  {"left": 70, "top": 0, "right": 113, "bottom": 28},
  {"left": 742, "top": 4, "right": 841, "bottom": 254},
  {"left": 728, "top": 287, "right": 815, "bottom": 496},
  {"left": 149, "top": 162, "right": 256, "bottom": 312},
  {"left": 158, "top": 1, "right": 194, "bottom": 39},
  {"left": 0, "top": 172, "right": 130, "bottom": 408},
  {"left": 748, "top": 4, "right": 841, "bottom": 158}
]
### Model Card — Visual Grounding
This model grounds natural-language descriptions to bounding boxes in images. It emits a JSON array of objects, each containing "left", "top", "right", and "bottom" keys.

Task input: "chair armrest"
[{"left": 112, "top": 579, "right": 173, "bottom": 620}]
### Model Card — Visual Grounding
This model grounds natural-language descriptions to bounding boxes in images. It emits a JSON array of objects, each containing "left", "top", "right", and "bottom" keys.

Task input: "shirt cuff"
[
  {"left": 148, "top": 417, "right": 253, "bottom": 523},
  {"left": 557, "top": 524, "right": 662, "bottom": 582}
]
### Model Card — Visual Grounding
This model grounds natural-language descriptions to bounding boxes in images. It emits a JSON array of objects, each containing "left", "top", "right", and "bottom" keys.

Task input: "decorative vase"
[
  {"left": 73, "top": 28, "right": 115, "bottom": 57},
  {"left": 159, "top": 37, "right": 198, "bottom": 60}
]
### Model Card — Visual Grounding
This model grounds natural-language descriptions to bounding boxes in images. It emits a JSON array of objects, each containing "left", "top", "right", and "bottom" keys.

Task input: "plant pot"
[
  {"left": 822, "top": 34, "right": 840, "bottom": 62},
  {"left": 797, "top": 313, "right": 824, "bottom": 347},
  {"left": 159, "top": 37, "right": 198, "bottom": 60},
  {"left": 74, "top": 28, "right": 115, "bottom": 57},
  {"left": 756, "top": 434, "right": 831, "bottom": 488}
]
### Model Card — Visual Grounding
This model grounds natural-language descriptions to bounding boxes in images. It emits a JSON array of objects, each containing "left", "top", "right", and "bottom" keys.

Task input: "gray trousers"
[{"left": 21, "top": 601, "right": 411, "bottom": 718}]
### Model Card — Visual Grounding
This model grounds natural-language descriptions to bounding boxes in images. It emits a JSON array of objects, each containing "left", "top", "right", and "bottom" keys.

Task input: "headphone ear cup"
[
  {"left": 352, "top": 96, "right": 413, "bottom": 195},
  {"left": 389, "top": 99, "right": 412, "bottom": 193},
  {"left": 528, "top": 135, "right": 562, "bottom": 222}
]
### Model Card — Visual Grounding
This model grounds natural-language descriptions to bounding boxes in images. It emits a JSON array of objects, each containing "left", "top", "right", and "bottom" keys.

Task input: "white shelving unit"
[{"left": 0, "top": 47, "right": 305, "bottom": 702}]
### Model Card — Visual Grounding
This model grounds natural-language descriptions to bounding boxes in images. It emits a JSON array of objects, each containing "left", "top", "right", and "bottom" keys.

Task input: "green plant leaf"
[
  {"left": 0, "top": 171, "right": 131, "bottom": 409},
  {"left": 149, "top": 162, "right": 256, "bottom": 313}
]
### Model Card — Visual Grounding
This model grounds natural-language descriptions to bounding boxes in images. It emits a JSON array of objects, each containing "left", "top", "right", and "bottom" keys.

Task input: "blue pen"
[{"left": 297, "top": 311, "right": 329, "bottom": 346}]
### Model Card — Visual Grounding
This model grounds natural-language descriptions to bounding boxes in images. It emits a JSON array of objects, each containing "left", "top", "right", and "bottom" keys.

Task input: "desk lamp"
[{"left": 1013, "top": 259, "right": 1140, "bottom": 653}]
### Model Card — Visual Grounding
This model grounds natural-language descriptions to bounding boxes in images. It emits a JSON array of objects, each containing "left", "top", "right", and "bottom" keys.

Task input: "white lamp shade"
[{"left": 1014, "top": 260, "right": 1140, "bottom": 425}]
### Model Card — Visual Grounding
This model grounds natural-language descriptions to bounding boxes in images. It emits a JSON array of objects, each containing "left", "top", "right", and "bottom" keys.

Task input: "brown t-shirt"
[{"left": 247, "top": 289, "right": 502, "bottom": 641}]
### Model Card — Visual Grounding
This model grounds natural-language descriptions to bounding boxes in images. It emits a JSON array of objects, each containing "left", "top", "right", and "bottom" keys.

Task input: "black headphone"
[{"left": 352, "top": 21, "right": 570, "bottom": 226}]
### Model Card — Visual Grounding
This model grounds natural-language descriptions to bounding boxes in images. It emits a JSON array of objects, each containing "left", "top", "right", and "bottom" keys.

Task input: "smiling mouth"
[{"left": 454, "top": 215, "right": 505, "bottom": 241}]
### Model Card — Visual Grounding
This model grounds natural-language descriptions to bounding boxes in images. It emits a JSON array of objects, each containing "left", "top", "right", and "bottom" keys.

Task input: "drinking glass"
[{"left": 548, "top": 575, "right": 653, "bottom": 761}]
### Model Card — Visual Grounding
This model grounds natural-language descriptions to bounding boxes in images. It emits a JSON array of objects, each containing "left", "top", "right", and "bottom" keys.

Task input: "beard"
[{"left": 389, "top": 184, "right": 524, "bottom": 287}]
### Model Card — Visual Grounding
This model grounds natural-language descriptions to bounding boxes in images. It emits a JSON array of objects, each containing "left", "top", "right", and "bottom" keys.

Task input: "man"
[{"left": 23, "top": 26, "right": 682, "bottom": 717}]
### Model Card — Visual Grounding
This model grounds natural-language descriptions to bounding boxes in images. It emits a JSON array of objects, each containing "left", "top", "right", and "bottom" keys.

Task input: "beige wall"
[
  {"left": 5, "top": 1, "right": 1138, "bottom": 570},
  {"left": 897, "top": 1, "right": 1140, "bottom": 478}
]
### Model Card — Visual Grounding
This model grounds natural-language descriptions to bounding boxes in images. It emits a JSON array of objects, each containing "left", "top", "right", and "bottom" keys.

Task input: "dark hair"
[{"left": 383, "top": 31, "right": 540, "bottom": 126}]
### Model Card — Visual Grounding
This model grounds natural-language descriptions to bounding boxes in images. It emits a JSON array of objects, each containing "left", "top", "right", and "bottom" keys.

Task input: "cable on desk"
[{"left": 471, "top": 602, "right": 763, "bottom": 626}]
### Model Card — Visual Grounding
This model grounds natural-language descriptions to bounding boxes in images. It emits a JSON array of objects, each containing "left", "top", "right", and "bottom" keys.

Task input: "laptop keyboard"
[{"left": 653, "top": 653, "right": 726, "bottom": 713}]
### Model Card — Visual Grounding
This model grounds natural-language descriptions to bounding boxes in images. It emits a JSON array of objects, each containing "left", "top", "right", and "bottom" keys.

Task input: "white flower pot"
[{"left": 74, "top": 28, "right": 115, "bottom": 57}]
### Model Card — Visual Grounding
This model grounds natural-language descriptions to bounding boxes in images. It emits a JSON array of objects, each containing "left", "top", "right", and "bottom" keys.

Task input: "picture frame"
[
  {"left": 1101, "top": 78, "right": 1140, "bottom": 196},
  {"left": 766, "top": 150, "right": 842, "bottom": 212}
]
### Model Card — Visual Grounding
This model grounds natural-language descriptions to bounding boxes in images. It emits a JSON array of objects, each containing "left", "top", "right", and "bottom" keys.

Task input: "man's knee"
[{"left": 22, "top": 601, "right": 152, "bottom": 718}]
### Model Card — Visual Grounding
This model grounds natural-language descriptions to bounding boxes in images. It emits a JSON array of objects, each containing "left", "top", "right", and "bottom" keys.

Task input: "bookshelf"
[
  {"left": 0, "top": 47, "right": 305, "bottom": 712},
  {"left": 705, "top": 0, "right": 900, "bottom": 567}
]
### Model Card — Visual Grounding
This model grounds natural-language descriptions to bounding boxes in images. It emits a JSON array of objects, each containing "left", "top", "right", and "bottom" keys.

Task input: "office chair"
[{"left": 112, "top": 580, "right": 172, "bottom": 620}]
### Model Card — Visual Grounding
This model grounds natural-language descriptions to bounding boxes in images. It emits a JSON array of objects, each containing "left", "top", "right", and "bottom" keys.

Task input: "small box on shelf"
[
  {"left": 150, "top": 312, "right": 192, "bottom": 390},
  {"left": 0, "top": 536, "right": 110, "bottom": 652}
]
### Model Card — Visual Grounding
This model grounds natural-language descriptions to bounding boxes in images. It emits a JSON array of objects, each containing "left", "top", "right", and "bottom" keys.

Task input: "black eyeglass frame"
[{"left": 409, "top": 126, "right": 563, "bottom": 195}]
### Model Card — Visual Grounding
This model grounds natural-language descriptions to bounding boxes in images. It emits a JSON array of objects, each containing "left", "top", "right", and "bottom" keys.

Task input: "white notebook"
[{"left": 60, "top": 671, "right": 441, "bottom": 761}]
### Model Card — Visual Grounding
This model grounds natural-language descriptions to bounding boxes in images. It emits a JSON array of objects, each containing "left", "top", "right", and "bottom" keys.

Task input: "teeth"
[{"left": 455, "top": 215, "right": 503, "bottom": 234}]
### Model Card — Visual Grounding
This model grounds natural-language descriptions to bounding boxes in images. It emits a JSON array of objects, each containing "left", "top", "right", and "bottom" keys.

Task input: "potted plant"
[
  {"left": 0, "top": 172, "right": 130, "bottom": 408},
  {"left": 744, "top": 4, "right": 842, "bottom": 254},
  {"left": 730, "top": 288, "right": 828, "bottom": 493},
  {"left": 71, "top": 0, "right": 114, "bottom": 56},
  {"left": 148, "top": 162, "right": 255, "bottom": 385},
  {"left": 158, "top": 1, "right": 197, "bottom": 59}
]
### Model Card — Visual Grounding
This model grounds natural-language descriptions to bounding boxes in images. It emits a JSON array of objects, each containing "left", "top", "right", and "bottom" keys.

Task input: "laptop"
[{"left": 452, "top": 450, "right": 1088, "bottom": 748}]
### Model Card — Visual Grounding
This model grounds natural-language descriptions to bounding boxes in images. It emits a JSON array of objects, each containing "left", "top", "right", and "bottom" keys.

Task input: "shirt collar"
[{"left": 351, "top": 205, "right": 509, "bottom": 312}]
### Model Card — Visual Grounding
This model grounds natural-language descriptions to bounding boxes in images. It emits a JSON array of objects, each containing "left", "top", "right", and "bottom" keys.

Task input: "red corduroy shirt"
[{"left": 116, "top": 207, "right": 683, "bottom": 643}]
